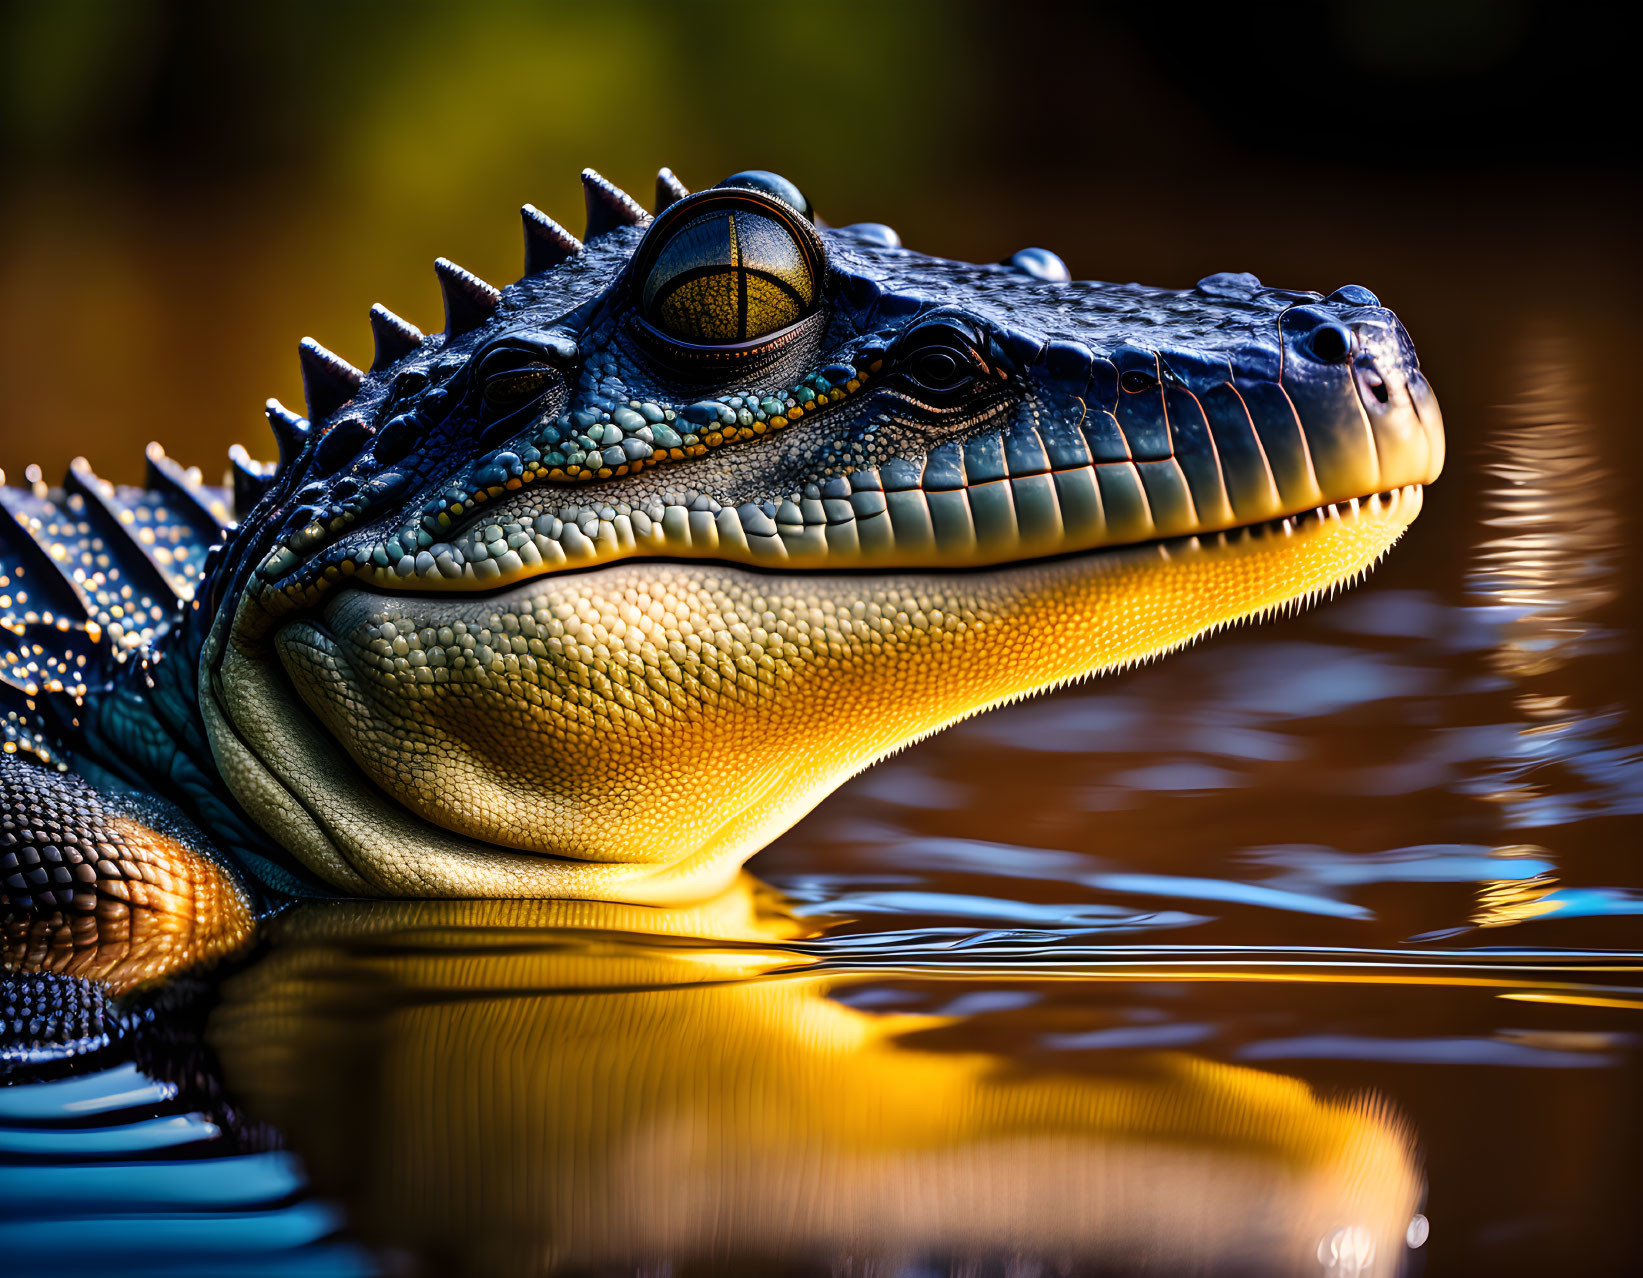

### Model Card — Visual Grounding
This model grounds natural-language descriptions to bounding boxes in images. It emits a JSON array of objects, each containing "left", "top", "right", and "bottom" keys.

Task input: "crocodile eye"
[
  {"left": 908, "top": 348, "right": 969, "bottom": 392},
  {"left": 892, "top": 319, "right": 989, "bottom": 400},
  {"left": 482, "top": 365, "right": 553, "bottom": 409},
  {"left": 476, "top": 346, "right": 556, "bottom": 410},
  {"left": 634, "top": 187, "right": 826, "bottom": 352}
]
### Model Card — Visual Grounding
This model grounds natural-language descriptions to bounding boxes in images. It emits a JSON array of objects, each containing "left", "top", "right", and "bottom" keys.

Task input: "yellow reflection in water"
[
  {"left": 1472, "top": 869, "right": 1562, "bottom": 929},
  {"left": 1499, "top": 992, "right": 1643, "bottom": 1012},
  {"left": 209, "top": 879, "right": 1421, "bottom": 1277}
]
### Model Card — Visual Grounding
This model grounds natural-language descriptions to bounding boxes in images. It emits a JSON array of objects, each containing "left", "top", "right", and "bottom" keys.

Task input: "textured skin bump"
[
  {"left": 0, "top": 754, "right": 253, "bottom": 993},
  {"left": 215, "top": 490, "right": 1420, "bottom": 900},
  {"left": 1, "top": 969, "right": 114, "bottom": 1060}
]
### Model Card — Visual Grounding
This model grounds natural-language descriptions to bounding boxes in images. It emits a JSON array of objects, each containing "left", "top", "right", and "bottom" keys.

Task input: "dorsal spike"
[
  {"left": 144, "top": 442, "right": 231, "bottom": 537},
  {"left": 297, "top": 337, "right": 363, "bottom": 424},
  {"left": 264, "top": 397, "right": 310, "bottom": 470},
  {"left": 227, "top": 443, "right": 275, "bottom": 519},
  {"left": 368, "top": 303, "right": 425, "bottom": 372},
  {"left": 521, "top": 204, "right": 583, "bottom": 276},
  {"left": 434, "top": 257, "right": 501, "bottom": 337},
  {"left": 581, "top": 168, "right": 649, "bottom": 240},
  {"left": 655, "top": 167, "right": 690, "bottom": 213},
  {"left": 0, "top": 482, "right": 92, "bottom": 620},
  {"left": 64, "top": 457, "right": 180, "bottom": 603}
]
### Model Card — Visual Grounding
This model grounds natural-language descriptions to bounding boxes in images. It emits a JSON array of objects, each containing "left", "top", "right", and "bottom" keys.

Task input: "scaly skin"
[
  {"left": 0, "top": 762, "right": 251, "bottom": 995},
  {"left": 1, "top": 167, "right": 1443, "bottom": 985},
  {"left": 241, "top": 489, "right": 1422, "bottom": 900}
]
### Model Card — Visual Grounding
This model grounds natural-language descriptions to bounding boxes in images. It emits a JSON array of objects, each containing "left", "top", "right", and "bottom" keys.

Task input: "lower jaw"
[{"left": 202, "top": 485, "right": 1423, "bottom": 904}]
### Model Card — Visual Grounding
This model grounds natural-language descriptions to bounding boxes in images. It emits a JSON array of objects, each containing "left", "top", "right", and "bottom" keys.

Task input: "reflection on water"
[
  {"left": 1472, "top": 334, "right": 1620, "bottom": 682},
  {"left": 203, "top": 889, "right": 1421, "bottom": 1277},
  {"left": 3, "top": 333, "right": 1642, "bottom": 1276},
  {"left": 1462, "top": 333, "right": 1640, "bottom": 936}
]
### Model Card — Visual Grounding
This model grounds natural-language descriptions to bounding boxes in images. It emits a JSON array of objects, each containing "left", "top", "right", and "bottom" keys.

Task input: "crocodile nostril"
[
  {"left": 1120, "top": 369, "right": 1158, "bottom": 393},
  {"left": 1306, "top": 324, "right": 1351, "bottom": 364}
]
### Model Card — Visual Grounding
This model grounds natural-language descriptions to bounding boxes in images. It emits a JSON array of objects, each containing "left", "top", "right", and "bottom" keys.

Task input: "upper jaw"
[
  {"left": 238, "top": 364, "right": 1440, "bottom": 627},
  {"left": 229, "top": 272, "right": 1443, "bottom": 645}
]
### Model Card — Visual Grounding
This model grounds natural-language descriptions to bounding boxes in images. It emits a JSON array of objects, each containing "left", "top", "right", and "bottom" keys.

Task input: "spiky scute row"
[
  {"left": 1, "top": 437, "right": 237, "bottom": 765},
  {"left": 234, "top": 168, "right": 685, "bottom": 518}
]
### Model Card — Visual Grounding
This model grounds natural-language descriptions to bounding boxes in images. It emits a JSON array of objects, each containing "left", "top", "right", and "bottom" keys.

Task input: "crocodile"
[{"left": 0, "top": 167, "right": 1444, "bottom": 991}]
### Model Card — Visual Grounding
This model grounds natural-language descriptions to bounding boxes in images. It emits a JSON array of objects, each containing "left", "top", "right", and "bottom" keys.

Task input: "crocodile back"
[{"left": 0, "top": 447, "right": 232, "bottom": 762}]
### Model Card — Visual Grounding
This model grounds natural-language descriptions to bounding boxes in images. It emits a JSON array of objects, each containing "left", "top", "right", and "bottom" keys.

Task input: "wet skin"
[{"left": 0, "top": 166, "right": 1442, "bottom": 987}]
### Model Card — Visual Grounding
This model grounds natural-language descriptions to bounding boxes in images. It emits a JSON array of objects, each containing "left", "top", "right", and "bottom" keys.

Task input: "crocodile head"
[{"left": 199, "top": 168, "right": 1444, "bottom": 902}]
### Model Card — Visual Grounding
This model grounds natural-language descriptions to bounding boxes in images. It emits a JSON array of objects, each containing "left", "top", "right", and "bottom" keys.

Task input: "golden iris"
[{"left": 641, "top": 207, "right": 817, "bottom": 345}]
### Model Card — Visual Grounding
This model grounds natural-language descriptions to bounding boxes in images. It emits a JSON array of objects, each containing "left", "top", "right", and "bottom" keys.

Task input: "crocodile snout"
[{"left": 1280, "top": 298, "right": 1445, "bottom": 497}]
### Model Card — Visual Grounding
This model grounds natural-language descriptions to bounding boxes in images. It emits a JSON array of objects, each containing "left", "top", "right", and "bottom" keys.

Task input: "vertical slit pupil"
[{"left": 730, "top": 213, "right": 747, "bottom": 344}]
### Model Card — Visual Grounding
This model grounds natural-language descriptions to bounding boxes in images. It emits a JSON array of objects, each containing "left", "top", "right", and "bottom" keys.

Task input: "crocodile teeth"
[
  {"left": 296, "top": 337, "right": 363, "bottom": 424},
  {"left": 434, "top": 258, "right": 502, "bottom": 337},
  {"left": 580, "top": 168, "right": 649, "bottom": 240},
  {"left": 521, "top": 204, "right": 583, "bottom": 276},
  {"left": 368, "top": 303, "right": 425, "bottom": 372},
  {"left": 365, "top": 471, "right": 1423, "bottom": 590}
]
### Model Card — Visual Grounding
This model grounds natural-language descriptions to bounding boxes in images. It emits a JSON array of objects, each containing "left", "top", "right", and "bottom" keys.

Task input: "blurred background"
[{"left": 0, "top": 0, "right": 1636, "bottom": 486}]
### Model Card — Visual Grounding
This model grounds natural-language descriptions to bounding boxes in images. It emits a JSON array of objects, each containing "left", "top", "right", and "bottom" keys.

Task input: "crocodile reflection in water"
[{"left": 203, "top": 879, "right": 1422, "bottom": 1276}]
